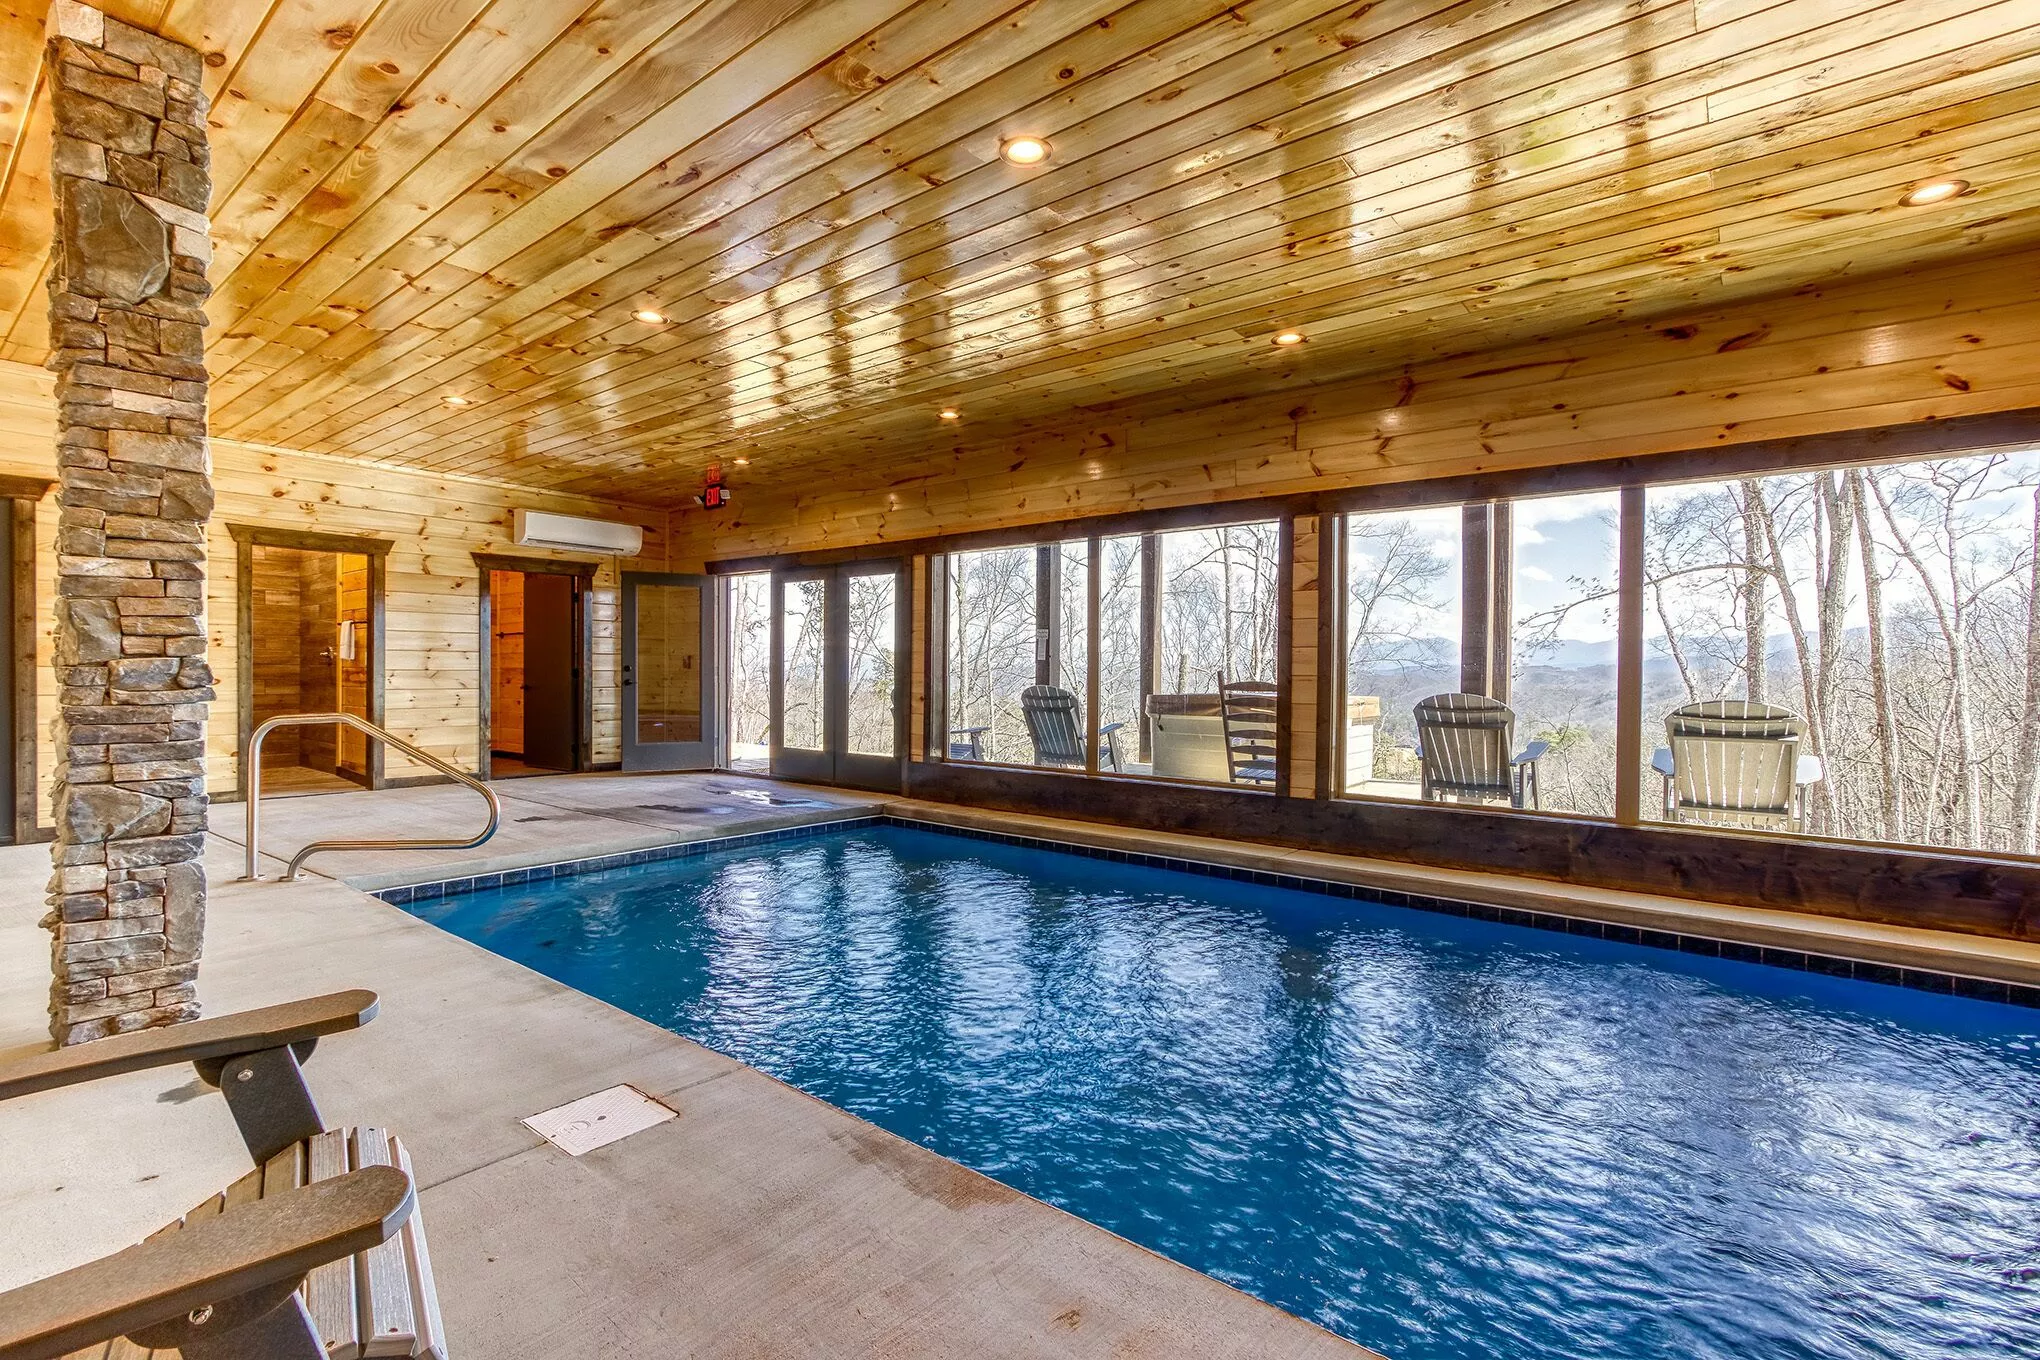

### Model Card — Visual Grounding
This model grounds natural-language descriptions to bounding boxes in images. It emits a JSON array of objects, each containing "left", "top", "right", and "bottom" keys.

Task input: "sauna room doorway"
[
  {"left": 479, "top": 557, "right": 591, "bottom": 779},
  {"left": 231, "top": 526, "right": 389, "bottom": 800}
]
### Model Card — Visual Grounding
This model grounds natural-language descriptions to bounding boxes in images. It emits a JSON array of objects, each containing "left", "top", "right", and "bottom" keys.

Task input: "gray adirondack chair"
[
  {"left": 1654, "top": 699, "right": 1824, "bottom": 831},
  {"left": 1218, "top": 675, "right": 1279, "bottom": 785},
  {"left": 1411, "top": 693, "right": 1549, "bottom": 809},
  {"left": 1020, "top": 685, "right": 1124, "bottom": 771},
  {"left": 0, "top": 991, "right": 449, "bottom": 1360}
]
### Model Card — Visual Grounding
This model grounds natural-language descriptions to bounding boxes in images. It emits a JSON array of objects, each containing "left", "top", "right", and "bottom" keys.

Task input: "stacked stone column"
[{"left": 42, "top": 1, "right": 215, "bottom": 1045}]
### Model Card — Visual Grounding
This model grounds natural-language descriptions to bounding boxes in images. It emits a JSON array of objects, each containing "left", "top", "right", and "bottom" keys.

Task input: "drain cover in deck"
[{"left": 522, "top": 1085, "right": 676, "bottom": 1156}]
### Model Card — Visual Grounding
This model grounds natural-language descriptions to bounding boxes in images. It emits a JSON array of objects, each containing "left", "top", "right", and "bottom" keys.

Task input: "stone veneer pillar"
[{"left": 42, "top": 0, "right": 215, "bottom": 1045}]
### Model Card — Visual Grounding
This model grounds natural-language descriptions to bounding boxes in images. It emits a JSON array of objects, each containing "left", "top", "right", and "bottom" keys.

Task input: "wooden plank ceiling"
[{"left": 1, "top": 0, "right": 2037, "bottom": 505}]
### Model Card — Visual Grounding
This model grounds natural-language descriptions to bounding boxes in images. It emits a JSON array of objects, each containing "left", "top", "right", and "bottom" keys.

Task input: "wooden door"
[{"left": 524, "top": 573, "right": 578, "bottom": 771}]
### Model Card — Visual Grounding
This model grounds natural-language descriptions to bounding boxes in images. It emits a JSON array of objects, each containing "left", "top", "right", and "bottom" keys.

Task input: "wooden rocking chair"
[{"left": 0, "top": 991, "right": 448, "bottom": 1360}]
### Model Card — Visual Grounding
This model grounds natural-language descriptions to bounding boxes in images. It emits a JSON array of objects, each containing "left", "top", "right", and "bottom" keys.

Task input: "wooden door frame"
[
  {"left": 229, "top": 524, "right": 391, "bottom": 800},
  {"left": 2, "top": 474, "right": 51, "bottom": 842},
  {"left": 473, "top": 553, "right": 596, "bottom": 781}
]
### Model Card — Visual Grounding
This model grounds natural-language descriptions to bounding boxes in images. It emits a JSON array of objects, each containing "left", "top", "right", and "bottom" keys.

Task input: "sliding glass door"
[{"left": 770, "top": 561, "right": 906, "bottom": 790}]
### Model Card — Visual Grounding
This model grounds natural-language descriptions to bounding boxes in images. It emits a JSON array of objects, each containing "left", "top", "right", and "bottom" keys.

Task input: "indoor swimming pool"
[{"left": 399, "top": 823, "right": 2040, "bottom": 1360}]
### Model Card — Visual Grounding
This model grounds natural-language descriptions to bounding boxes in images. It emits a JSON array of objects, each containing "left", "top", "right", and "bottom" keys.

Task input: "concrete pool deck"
[{"left": 0, "top": 774, "right": 1376, "bottom": 1359}]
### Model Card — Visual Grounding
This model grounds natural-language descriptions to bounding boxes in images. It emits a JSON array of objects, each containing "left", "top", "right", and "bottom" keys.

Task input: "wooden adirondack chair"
[
  {"left": 1020, "top": 685, "right": 1124, "bottom": 771},
  {"left": 1411, "top": 693, "right": 1549, "bottom": 809},
  {"left": 1217, "top": 676, "right": 1279, "bottom": 786},
  {"left": 1654, "top": 699, "right": 1825, "bottom": 831},
  {"left": 0, "top": 991, "right": 449, "bottom": 1360}
]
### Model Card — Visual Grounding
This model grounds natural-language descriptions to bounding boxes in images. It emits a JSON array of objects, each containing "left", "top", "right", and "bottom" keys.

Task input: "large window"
[
  {"left": 945, "top": 546, "right": 1037, "bottom": 763},
  {"left": 1343, "top": 506, "right": 1461, "bottom": 800},
  {"left": 943, "top": 523, "right": 1280, "bottom": 784},
  {"left": 1098, "top": 535, "right": 1145, "bottom": 766},
  {"left": 915, "top": 442, "right": 2040, "bottom": 864},
  {"left": 845, "top": 570, "right": 897, "bottom": 758},
  {"left": 1148, "top": 523, "right": 1280, "bottom": 785},
  {"left": 1642, "top": 452, "right": 2040, "bottom": 854},
  {"left": 1509, "top": 492, "right": 1620, "bottom": 817}
]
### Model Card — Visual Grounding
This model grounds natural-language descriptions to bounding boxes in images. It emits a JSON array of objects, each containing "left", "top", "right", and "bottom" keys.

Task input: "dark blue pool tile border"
[
  {"left": 369, "top": 814, "right": 886, "bottom": 907},
  {"left": 372, "top": 812, "right": 2040, "bottom": 1010}
]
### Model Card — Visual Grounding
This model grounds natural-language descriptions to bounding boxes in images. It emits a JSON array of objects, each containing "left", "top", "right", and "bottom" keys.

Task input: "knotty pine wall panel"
[
  {"left": 0, "top": 360, "right": 667, "bottom": 824},
  {"left": 678, "top": 249, "right": 2040, "bottom": 565}
]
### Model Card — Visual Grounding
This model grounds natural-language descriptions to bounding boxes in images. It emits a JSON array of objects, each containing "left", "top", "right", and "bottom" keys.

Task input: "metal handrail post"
[{"left": 243, "top": 713, "right": 501, "bottom": 882}]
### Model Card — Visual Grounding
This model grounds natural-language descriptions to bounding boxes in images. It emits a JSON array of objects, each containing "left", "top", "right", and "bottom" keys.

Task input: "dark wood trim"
[
  {"left": 925, "top": 554, "right": 948, "bottom": 760},
  {"left": 904, "top": 761, "right": 2040, "bottom": 942},
  {"left": 1489, "top": 501, "right": 1513, "bottom": 705},
  {"left": 470, "top": 552, "right": 597, "bottom": 579},
  {"left": 1460, "top": 503, "right": 1492, "bottom": 696},
  {"left": 1034, "top": 542, "right": 1059, "bottom": 687},
  {"left": 1084, "top": 536, "right": 1101, "bottom": 775},
  {"left": 236, "top": 533, "right": 390, "bottom": 799},
  {"left": 1274, "top": 512, "right": 1295, "bottom": 796},
  {"left": 225, "top": 523, "right": 393, "bottom": 557},
  {"left": 1615, "top": 487, "right": 1645, "bottom": 826},
  {"left": 367, "top": 553, "right": 386, "bottom": 786},
  {"left": 12, "top": 498, "right": 36, "bottom": 843},
  {"left": 0, "top": 474, "right": 54, "bottom": 502},
  {"left": 1314, "top": 512, "right": 1340, "bottom": 801},
  {"left": 706, "top": 407, "right": 2040, "bottom": 572},
  {"left": 472, "top": 554, "right": 597, "bottom": 781},
  {"left": 234, "top": 534, "right": 253, "bottom": 801}
]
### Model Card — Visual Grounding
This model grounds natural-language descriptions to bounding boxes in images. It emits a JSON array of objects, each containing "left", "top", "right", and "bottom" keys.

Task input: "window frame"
[{"left": 707, "top": 410, "right": 2040, "bottom": 867}]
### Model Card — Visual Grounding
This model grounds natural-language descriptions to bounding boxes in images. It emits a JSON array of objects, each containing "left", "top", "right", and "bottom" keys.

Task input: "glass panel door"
[
  {"left": 768, "top": 561, "right": 906, "bottom": 789},
  {"left": 772, "top": 572, "right": 832, "bottom": 782},
  {"left": 837, "top": 565, "right": 903, "bottom": 788},
  {"left": 622, "top": 572, "right": 716, "bottom": 770}
]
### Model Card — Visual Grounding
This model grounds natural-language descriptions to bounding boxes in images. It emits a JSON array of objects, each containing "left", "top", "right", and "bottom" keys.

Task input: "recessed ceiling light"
[
  {"left": 999, "top": 136, "right": 1050, "bottom": 166},
  {"left": 632, "top": 308, "right": 666, "bottom": 324},
  {"left": 1900, "top": 178, "right": 1969, "bottom": 207},
  {"left": 938, "top": 407, "right": 961, "bottom": 421},
  {"left": 442, "top": 394, "right": 470, "bottom": 405},
  {"left": 1271, "top": 330, "right": 1306, "bottom": 346},
  {"left": 732, "top": 456, "right": 750, "bottom": 466}
]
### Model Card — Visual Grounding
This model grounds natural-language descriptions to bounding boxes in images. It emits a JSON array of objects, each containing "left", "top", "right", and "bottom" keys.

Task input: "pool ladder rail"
[{"left": 242, "top": 712, "right": 502, "bottom": 883}]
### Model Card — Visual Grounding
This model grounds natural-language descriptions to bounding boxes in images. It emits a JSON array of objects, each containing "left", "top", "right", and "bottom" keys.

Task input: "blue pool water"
[{"left": 402, "top": 826, "right": 2040, "bottom": 1359}]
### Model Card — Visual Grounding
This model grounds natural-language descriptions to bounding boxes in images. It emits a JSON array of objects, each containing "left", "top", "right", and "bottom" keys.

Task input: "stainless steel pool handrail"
[{"left": 243, "top": 713, "right": 501, "bottom": 882}]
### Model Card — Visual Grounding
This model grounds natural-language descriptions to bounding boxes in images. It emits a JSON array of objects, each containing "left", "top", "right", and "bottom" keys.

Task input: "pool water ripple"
[{"left": 406, "top": 827, "right": 2040, "bottom": 1359}]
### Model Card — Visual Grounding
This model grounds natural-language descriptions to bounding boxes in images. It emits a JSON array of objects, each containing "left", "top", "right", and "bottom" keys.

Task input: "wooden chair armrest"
[
  {"left": 0, "top": 1165, "right": 412, "bottom": 1360},
  {"left": 1510, "top": 740, "right": 1551, "bottom": 765},
  {"left": 0, "top": 990, "right": 378, "bottom": 1103},
  {"left": 1098, "top": 721, "right": 1127, "bottom": 735},
  {"left": 1795, "top": 754, "right": 1826, "bottom": 786},
  {"left": 952, "top": 725, "right": 990, "bottom": 735}
]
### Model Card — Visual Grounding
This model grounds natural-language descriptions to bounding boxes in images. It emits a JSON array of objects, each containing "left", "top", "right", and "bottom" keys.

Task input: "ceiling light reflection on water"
[{"left": 406, "top": 827, "right": 2040, "bottom": 1360}]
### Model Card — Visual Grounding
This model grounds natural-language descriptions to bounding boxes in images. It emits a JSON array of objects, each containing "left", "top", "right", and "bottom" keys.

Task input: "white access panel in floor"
[{"left": 522, "top": 1084, "right": 677, "bottom": 1156}]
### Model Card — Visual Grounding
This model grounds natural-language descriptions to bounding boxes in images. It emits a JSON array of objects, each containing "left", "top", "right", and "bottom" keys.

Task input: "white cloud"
[{"left": 1519, "top": 565, "right": 1553, "bottom": 582}]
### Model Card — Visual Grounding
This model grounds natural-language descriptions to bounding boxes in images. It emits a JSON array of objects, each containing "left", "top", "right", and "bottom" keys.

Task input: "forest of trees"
[
  {"left": 729, "top": 574, "right": 899, "bottom": 762},
  {"left": 738, "top": 447, "right": 2040, "bottom": 858},
  {"left": 1349, "top": 450, "right": 2040, "bottom": 855},
  {"left": 946, "top": 526, "right": 1283, "bottom": 766}
]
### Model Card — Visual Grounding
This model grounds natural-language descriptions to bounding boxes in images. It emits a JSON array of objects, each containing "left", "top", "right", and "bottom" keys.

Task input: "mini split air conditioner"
[{"left": 512, "top": 509, "right": 645, "bottom": 556}]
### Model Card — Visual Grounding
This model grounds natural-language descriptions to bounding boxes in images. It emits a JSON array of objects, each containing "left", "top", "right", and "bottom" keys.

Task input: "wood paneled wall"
[
  {"left": 0, "top": 360, "right": 667, "bottom": 824},
  {"left": 681, "top": 248, "right": 2040, "bottom": 565}
]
